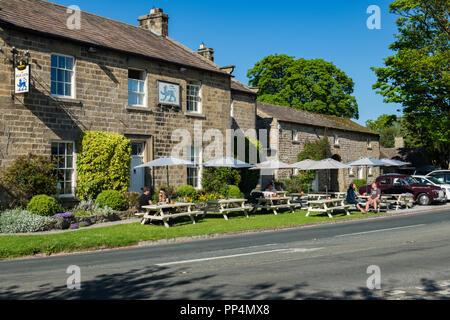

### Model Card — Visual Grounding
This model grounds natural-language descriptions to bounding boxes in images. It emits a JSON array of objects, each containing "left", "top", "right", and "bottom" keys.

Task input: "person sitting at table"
[
  {"left": 158, "top": 189, "right": 170, "bottom": 205},
  {"left": 365, "top": 183, "right": 381, "bottom": 213},
  {"left": 139, "top": 186, "right": 153, "bottom": 210},
  {"left": 249, "top": 184, "right": 264, "bottom": 204},
  {"left": 345, "top": 183, "right": 365, "bottom": 213},
  {"left": 265, "top": 184, "right": 277, "bottom": 192}
]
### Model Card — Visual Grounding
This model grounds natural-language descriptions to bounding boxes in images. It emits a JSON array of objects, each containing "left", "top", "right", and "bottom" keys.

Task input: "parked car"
[
  {"left": 412, "top": 175, "right": 450, "bottom": 201},
  {"left": 413, "top": 166, "right": 439, "bottom": 176},
  {"left": 426, "top": 170, "right": 450, "bottom": 184},
  {"left": 359, "top": 173, "right": 446, "bottom": 205}
]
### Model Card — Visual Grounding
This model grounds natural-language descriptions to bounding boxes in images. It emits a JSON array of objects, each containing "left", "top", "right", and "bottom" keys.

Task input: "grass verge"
[{"left": 0, "top": 209, "right": 390, "bottom": 259}]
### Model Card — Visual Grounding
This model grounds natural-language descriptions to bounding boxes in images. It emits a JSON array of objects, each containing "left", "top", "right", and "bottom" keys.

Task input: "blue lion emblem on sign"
[
  {"left": 17, "top": 78, "right": 28, "bottom": 91},
  {"left": 160, "top": 85, "right": 177, "bottom": 103}
]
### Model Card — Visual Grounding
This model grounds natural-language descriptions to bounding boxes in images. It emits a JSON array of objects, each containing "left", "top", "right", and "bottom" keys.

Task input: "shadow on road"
[{"left": 0, "top": 266, "right": 448, "bottom": 300}]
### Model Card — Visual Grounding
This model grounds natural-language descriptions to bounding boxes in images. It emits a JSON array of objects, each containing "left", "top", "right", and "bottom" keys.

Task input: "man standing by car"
[{"left": 365, "top": 183, "right": 381, "bottom": 213}]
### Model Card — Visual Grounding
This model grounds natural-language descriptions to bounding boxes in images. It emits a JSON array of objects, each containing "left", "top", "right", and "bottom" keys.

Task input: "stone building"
[
  {"left": 256, "top": 102, "right": 380, "bottom": 192},
  {"left": 0, "top": 0, "right": 256, "bottom": 202}
]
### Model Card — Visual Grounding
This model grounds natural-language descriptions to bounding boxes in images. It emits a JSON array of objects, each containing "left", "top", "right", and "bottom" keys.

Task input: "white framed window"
[
  {"left": 51, "top": 141, "right": 76, "bottom": 197},
  {"left": 128, "top": 69, "right": 146, "bottom": 107},
  {"left": 358, "top": 167, "right": 364, "bottom": 179},
  {"left": 368, "top": 167, "right": 373, "bottom": 176},
  {"left": 186, "top": 82, "right": 202, "bottom": 113},
  {"left": 348, "top": 167, "right": 354, "bottom": 176},
  {"left": 334, "top": 134, "right": 340, "bottom": 146},
  {"left": 367, "top": 139, "right": 372, "bottom": 149},
  {"left": 187, "top": 146, "right": 202, "bottom": 189},
  {"left": 293, "top": 129, "right": 298, "bottom": 142},
  {"left": 51, "top": 54, "right": 75, "bottom": 98}
]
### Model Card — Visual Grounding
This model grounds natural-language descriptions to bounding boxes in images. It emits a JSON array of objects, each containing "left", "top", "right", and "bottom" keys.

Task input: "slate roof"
[
  {"left": 230, "top": 79, "right": 258, "bottom": 96},
  {"left": 257, "top": 102, "right": 378, "bottom": 135},
  {"left": 0, "top": 0, "right": 229, "bottom": 76}
]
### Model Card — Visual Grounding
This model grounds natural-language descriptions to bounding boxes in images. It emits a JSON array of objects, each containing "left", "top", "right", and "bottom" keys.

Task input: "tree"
[
  {"left": 371, "top": 0, "right": 450, "bottom": 168},
  {"left": 366, "top": 114, "right": 401, "bottom": 148},
  {"left": 247, "top": 54, "right": 359, "bottom": 119}
]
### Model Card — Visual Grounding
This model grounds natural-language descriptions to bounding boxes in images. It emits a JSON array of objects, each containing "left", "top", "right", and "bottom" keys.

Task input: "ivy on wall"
[{"left": 76, "top": 131, "right": 131, "bottom": 200}]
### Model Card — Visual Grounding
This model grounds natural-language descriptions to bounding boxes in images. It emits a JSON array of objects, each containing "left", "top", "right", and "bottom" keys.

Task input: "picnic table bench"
[
  {"left": 358, "top": 193, "right": 414, "bottom": 212},
  {"left": 137, "top": 202, "right": 203, "bottom": 228},
  {"left": 306, "top": 198, "right": 351, "bottom": 218},
  {"left": 203, "top": 199, "right": 253, "bottom": 220},
  {"left": 253, "top": 196, "right": 296, "bottom": 215},
  {"left": 289, "top": 193, "right": 309, "bottom": 209}
]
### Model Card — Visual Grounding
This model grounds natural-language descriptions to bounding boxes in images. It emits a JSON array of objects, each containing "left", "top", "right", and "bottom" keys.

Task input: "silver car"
[{"left": 413, "top": 175, "right": 450, "bottom": 201}]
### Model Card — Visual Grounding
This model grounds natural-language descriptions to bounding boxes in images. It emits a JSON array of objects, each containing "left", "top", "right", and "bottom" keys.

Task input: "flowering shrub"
[
  {"left": 75, "top": 199, "right": 100, "bottom": 211},
  {"left": 52, "top": 212, "right": 74, "bottom": 230},
  {"left": 185, "top": 192, "right": 223, "bottom": 203},
  {"left": 0, "top": 209, "right": 53, "bottom": 233}
]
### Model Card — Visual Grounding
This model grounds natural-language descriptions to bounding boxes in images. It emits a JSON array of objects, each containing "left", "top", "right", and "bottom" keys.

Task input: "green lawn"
[{"left": 0, "top": 209, "right": 388, "bottom": 259}]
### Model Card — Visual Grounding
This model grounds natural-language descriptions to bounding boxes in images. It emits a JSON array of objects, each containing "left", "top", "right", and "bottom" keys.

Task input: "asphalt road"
[{"left": 1, "top": 207, "right": 449, "bottom": 300}]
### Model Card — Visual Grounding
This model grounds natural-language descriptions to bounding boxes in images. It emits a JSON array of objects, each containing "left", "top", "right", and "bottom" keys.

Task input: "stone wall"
[
  {"left": 257, "top": 111, "right": 381, "bottom": 192},
  {"left": 231, "top": 91, "right": 256, "bottom": 135},
  {"left": 0, "top": 28, "right": 231, "bottom": 199}
]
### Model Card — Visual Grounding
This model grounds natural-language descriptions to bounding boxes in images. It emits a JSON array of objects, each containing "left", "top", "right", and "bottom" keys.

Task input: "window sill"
[
  {"left": 51, "top": 96, "right": 83, "bottom": 106},
  {"left": 185, "top": 112, "right": 206, "bottom": 119},
  {"left": 126, "top": 106, "right": 153, "bottom": 113}
]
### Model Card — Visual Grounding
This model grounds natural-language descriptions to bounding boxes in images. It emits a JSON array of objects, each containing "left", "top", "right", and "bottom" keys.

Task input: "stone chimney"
[
  {"left": 394, "top": 136, "right": 405, "bottom": 149},
  {"left": 138, "top": 8, "right": 169, "bottom": 37},
  {"left": 197, "top": 43, "right": 214, "bottom": 62}
]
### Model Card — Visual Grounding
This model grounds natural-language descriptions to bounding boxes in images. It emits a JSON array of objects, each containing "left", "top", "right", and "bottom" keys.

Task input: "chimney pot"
[
  {"left": 138, "top": 8, "right": 169, "bottom": 37},
  {"left": 198, "top": 43, "right": 214, "bottom": 62}
]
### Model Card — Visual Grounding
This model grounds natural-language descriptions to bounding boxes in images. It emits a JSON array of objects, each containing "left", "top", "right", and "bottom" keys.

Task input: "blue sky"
[{"left": 53, "top": 0, "right": 403, "bottom": 126}]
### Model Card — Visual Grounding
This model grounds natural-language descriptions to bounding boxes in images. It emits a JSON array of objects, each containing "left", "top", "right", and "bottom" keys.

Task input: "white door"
[{"left": 129, "top": 143, "right": 145, "bottom": 193}]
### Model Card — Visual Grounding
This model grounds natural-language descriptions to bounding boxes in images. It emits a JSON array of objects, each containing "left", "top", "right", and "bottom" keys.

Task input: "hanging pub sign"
[
  {"left": 158, "top": 81, "right": 180, "bottom": 106},
  {"left": 15, "top": 63, "right": 30, "bottom": 94}
]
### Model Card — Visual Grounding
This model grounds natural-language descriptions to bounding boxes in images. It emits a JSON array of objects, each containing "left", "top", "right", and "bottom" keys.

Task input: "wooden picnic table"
[
  {"left": 253, "top": 196, "right": 296, "bottom": 215},
  {"left": 306, "top": 198, "right": 351, "bottom": 218},
  {"left": 203, "top": 198, "right": 253, "bottom": 220},
  {"left": 380, "top": 193, "right": 415, "bottom": 210},
  {"left": 358, "top": 193, "right": 414, "bottom": 212},
  {"left": 138, "top": 202, "right": 202, "bottom": 228}
]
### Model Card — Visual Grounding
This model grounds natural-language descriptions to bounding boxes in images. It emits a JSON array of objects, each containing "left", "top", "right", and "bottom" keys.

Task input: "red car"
[{"left": 359, "top": 174, "right": 446, "bottom": 205}]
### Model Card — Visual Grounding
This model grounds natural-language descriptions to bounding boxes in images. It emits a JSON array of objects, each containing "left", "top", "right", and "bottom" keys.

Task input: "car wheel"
[{"left": 417, "top": 193, "right": 430, "bottom": 206}]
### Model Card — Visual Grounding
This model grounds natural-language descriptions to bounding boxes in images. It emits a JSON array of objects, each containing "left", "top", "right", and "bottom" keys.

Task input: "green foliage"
[
  {"left": 371, "top": 0, "right": 450, "bottom": 168},
  {"left": 247, "top": 54, "right": 359, "bottom": 119},
  {"left": 124, "top": 192, "right": 141, "bottom": 210},
  {"left": 278, "top": 175, "right": 314, "bottom": 194},
  {"left": 220, "top": 185, "right": 244, "bottom": 199},
  {"left": 234, "top": 136, "right": 261, "bottom": 196},
  {"left": 95, "top": 190, "right": 127, "bottom": 211},
  {"left": 77, "top": 131, "right": 131, "bottom": 201},
  {"left": 202, "top": 167, "right": 241, "bottom": 194},
  {"left": 0, "top": 154, "right": 58, "bottom": 208},
  {"left": 0, "top": 209, "right": 54, "bottom": 233},
  {"left": 352, "top": 179, "right": 367, "bottom": 191},
  {"left": 177, "top": 185, "right": 197, "bottom": 199},
  {"left": 26, "top": 195, "right": 63, "bottom": 217},
  {"left": 366, "top": 114, "right": 402, "bottom": 148}
]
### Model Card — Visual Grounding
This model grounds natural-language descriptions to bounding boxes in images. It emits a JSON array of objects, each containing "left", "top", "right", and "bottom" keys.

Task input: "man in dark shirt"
[{"left": 139, "top": 187, "right": 153, "bottom": 210}]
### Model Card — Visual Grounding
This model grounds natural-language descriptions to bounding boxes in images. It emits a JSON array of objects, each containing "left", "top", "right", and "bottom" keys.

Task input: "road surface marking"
[
  {"left": 335, "top": 224, "right": 426, "bottom": 238},
  {"left": 155, "top": 248, "right": 323, "bottom": 266}
]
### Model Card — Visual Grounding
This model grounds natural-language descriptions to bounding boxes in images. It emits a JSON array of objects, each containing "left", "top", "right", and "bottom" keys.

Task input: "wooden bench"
[
  {"left": 141, "top": 203, "right": 202, "bottom": 228},
  {"left": 306, "top": 199, "right": 351, "bottom": 218},
  {"left": 203, "top": 199, "right": 253, "bottom": 220},
  {"left": 253, "top": 197, "right": 296, "bottom": 215}
]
